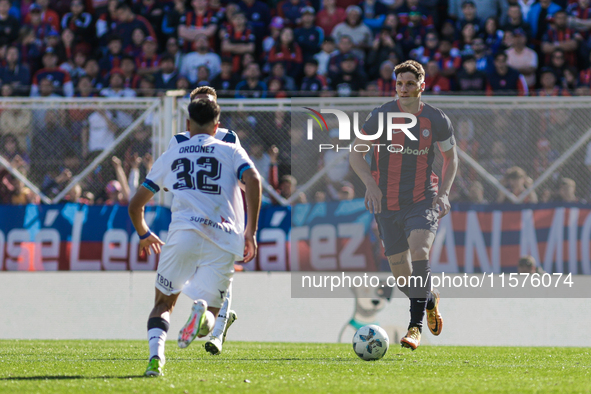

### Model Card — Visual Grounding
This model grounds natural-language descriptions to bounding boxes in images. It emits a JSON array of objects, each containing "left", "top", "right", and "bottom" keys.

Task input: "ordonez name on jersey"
[
  {"left": 190, "top": 216, "right": 232, "bottom": 234},
  {"left": 178, "top": 145, "right": 215, "bottom": 154}
]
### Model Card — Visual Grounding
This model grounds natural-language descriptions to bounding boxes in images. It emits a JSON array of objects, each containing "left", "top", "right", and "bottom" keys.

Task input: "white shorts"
[{"left": 156, "top": 229, "right": 235, "bottom": 308}]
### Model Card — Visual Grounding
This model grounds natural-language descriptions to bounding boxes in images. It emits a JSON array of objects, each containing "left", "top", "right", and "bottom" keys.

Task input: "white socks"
[
  {"left": 211, "top": 283, "right": 232, "bottom": 338},
  {"left": 148, "top": 328, "right": 167, "bottom": 363}
]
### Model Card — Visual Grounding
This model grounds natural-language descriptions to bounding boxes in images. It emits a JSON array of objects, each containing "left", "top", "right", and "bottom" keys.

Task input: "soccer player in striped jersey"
[
  {"left": 349, "top": 60, "right": 459, "bottom": 350},
  {"left": 167, "top": 87, "right": 241, "bottom": 356}
]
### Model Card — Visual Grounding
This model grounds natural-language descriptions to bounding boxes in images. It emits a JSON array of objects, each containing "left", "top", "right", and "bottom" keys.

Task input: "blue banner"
[{"left": 0, "top": 201, "right": 590, "bottom": 272}]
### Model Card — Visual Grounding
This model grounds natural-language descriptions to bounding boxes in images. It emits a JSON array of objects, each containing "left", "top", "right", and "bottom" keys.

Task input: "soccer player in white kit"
[
  {"left": 129, "top": 99, "right": 262, "bottom": 377},
  {"left": 168, "top": 87, "right": 243, "bottom": 355}
]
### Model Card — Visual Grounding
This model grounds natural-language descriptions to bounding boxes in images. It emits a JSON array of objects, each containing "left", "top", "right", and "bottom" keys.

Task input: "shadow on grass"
[{"left": 0, "top": 375, "right": 145, "bottom": 381}]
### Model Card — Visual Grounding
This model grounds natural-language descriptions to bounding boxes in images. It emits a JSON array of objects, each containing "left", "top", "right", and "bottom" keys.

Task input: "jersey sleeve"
[
  {"left": 435, "top": 110, "right": 456, "bottom": 152},
  {"left": 167, "top": 133, "right": 190, "bottom": 150},
  {"left": 233, "top": 146, "right": 256, "bottom": 183},
  {"left": 142, "top": 155, "right": 166, "bottom": 193},
  {"left": 234, "top": 134, "right": 242, "bottom": 149},
  {"left": 360, "top": 108, "right": 381, "bottom": 141},
  {"left": 167, "top": 136, "right": 177, "bottom": 151}
]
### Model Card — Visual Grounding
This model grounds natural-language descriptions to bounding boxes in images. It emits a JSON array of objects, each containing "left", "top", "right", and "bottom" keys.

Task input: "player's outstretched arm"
[
  {"left": 242, "top": 168, "right": 262, "bottom": 263},
  {"left": 128, "top": 186, "right": 165, "bottom": 257},
  {"left": 349, "top": 137, "right": 382, "bottom": 214},
  {"left": 433, "top": 145, "right": 458, "bottom": 218}
]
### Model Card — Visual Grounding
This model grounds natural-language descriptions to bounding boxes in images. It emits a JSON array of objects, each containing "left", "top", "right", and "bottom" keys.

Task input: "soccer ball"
[
  {"left": 198, "top": 311, "right": 215, "bottom": 337},
  {"left": 352, "top": 325, "right": 389, "bottom": 361}
]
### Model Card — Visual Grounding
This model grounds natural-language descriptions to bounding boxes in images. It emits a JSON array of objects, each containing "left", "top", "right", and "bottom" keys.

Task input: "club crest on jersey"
[{"left": 422, "top": 129, "right": 430, "bottom": 138}]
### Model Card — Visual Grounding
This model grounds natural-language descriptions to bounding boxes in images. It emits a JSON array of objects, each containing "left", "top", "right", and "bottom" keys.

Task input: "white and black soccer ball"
[
  {"left": 352, "top": 325, "right": 389, "bottom": 361},
  {"left": 198, "top": 311, "right": 215, "bottom": 337}
]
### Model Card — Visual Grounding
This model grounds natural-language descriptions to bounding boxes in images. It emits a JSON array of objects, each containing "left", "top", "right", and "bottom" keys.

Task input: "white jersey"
[
  {"left": 168, "top": 128, "right": 241, "bottom": 150},
  {"left": 144, "top": 134, "right": 254, "bottom": 259}
]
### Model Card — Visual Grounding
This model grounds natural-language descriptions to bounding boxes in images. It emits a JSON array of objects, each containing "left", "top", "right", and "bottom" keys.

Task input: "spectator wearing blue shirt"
[
  {"left": 239, "top": 0, "right": 271, "bottom": 39},
  {"left": 294, "top": 7, "right": 324, "bottom": 63},
  {"left": 527, "top": 0, "right": 562, "bottom": 41},
  {"left": 235, "top": 63, "right": 268, "bottom": 98},
  {"left": 0, "top": 0, "right": 19, "bottom": 46},
  {"left": 472, "top": 36, "right": 494, "bottom": 72},
  {"left": 456, "top": 0, "right": 482, "bottom": 35},
  {"left": 359, "top": 0, "right": 389, "bottom": 33},
  {"left": 277, "top": 0, "right": 312, "bottom": 27},
  {"left": 30, "top": 48, "right": 74, "bottom": 97},
  {"left": 0, "top": 46, "right": 30, "bottom": 96}
]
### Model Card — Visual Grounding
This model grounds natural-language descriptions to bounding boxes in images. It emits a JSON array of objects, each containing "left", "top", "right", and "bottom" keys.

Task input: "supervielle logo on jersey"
[{"left": 302, "top": 107, "right": 420, "bottom": 153}]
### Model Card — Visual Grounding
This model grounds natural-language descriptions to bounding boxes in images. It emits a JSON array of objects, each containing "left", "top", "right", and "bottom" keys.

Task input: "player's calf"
[{"left": 146, "top": 316, "right": 169, "bottom": 376}]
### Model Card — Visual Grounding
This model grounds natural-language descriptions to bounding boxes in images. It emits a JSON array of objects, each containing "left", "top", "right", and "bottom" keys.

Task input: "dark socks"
[{"left": 407, "top": 260, "right": 432, "bottom": 331}]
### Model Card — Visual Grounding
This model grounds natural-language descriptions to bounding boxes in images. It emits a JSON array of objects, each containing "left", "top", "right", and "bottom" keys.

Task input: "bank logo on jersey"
[{"left": 394, "top": 146, "right": 430, "bottom": 155}]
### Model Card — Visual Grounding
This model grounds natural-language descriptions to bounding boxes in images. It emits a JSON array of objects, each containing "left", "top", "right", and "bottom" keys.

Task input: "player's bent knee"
[{"left": 409, "top": 246, "right": 429, "bottom": 261}]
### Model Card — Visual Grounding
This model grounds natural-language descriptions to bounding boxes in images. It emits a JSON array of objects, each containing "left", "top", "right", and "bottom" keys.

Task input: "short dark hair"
[
  {"left": 107, "top": 34, "right": 122, "bottom": 44},
  {"left": 190, "top": 86, "right": 217, "bottom": 101},
  {"left": 280, "top": 174, "right": 297, "bottom": 186},
  {"left": 505, "top": 166, "right": 526, "bottom": 179},
  {"left": 121, "top": 55, "right": 135, "bottom": 63},
  {"left": 494, "top": 51, "right": 507, "bottom": 61},
  {"left": 160, "top": 53, "right": 174, "bottom": 63},
  {"left": 188, "top": 99, "right": 221, "bottom": 126},
  {"left": 116, "top": 2, "right": 131, "bottom": 11},
  {"left": 518, "top": 256, "right": 535, "bottom": 267},
  {"left": 394, "top": 60, "right": 425, "bottom": 82},
  {"left": 78, "top": 75, "right": 92, "bottom": 84}
]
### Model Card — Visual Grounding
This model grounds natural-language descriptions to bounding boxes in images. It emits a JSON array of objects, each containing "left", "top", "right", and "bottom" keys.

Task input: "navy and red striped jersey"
[
  {"left": 113, "top": 16, "right": 157, "bottom": 48},
  {"left": 542, "top": 27, "right": 578, "bottom": 66},
  {"left": 31, "top": 67, "right": 74, "bottom": 97},
  {"left": 486, "top": 67, "right": 528, "bottom": 96},
  {"left": 566, "top": 2, "right": 591, "bottom": 19},
  {"left": 136, "top": 53, "right": 161, "bottom": 70},
  {"left": 436, "top": 53, "right": 462, "bottom": 73},
  {"left": 376, "top": 78, "right": 396, "bottom": 96},
  {"left": 361, "top": 100, "right": 455, "bottom": 211},
  {"left": 222, "top": 25, "right": 255, "bottom": 73},
  {"left": 180, "top": 10, "right": 219, "bottom": 51}
]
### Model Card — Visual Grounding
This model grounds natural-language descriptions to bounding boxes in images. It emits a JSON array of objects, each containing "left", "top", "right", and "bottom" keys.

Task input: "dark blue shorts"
[{"left": 375, "top": 199, "right": 439, "bottom": 256}]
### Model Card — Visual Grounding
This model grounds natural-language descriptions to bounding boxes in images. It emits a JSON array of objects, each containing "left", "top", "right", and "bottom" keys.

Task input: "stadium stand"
[{"left": 1, "top": 0, "right": 591, "bottom": 205}]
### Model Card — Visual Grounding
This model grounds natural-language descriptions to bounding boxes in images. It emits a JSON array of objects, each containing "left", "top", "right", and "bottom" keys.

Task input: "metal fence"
[
  {"left": 1, "top": 96, "right": 591, "bottom": 207},
  {"left": 288, "top": 97, "right": 591, "bottom": 205},
  {"left": 0, "top": 98, "right": 161, "bottom": 205}
]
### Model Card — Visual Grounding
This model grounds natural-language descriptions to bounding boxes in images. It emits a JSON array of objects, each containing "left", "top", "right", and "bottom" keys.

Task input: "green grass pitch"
[{"left": 0, "top": 340, "right": 590, "bottom": 393}]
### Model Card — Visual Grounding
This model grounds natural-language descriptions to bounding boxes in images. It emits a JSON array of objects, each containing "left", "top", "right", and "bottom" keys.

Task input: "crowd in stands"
[
  {"left": 0, "top": 0, "right": 590, "bottom": 98},
  {"left": 1, "top": 0, "right": 591, "bottom": 205}
]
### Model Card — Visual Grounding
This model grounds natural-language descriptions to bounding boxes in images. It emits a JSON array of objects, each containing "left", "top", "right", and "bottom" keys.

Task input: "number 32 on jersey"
[{"left": 171, "top": 156, "right": 221, "bottom": 194}]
